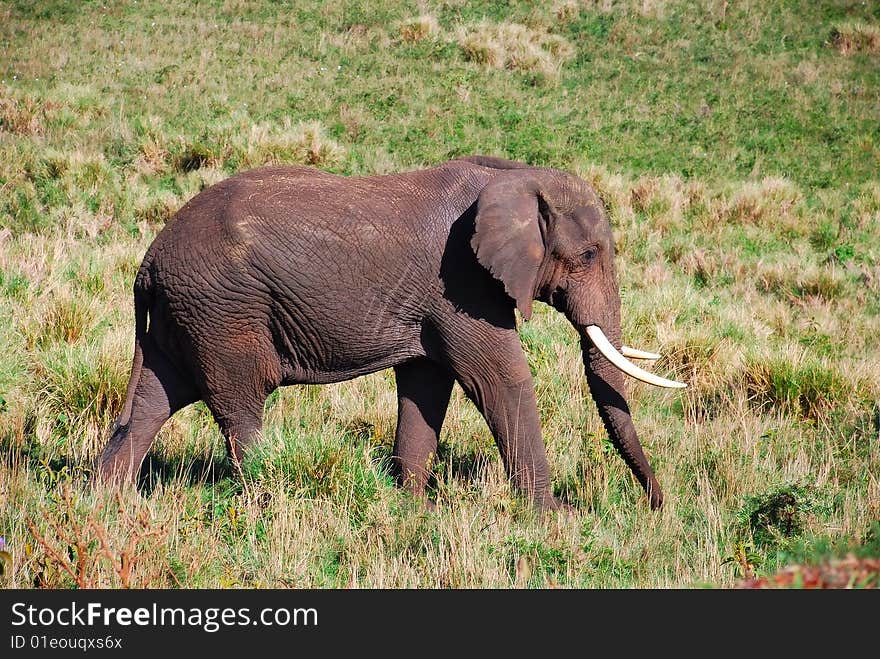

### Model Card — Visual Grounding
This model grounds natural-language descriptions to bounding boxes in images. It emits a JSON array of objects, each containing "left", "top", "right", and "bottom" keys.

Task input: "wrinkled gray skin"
[{"left": 98, "top": 156, "right": 663, "bottom": 511}]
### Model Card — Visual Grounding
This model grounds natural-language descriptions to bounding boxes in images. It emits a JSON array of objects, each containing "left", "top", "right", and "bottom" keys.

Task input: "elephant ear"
[{"left": 471, "top": 173, "right": 548, "bottom": 321}]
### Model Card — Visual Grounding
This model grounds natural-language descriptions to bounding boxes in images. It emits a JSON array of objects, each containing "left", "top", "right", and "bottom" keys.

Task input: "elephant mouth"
[{"left": 585, "top": 325, "right": 687, "bottom": 389}]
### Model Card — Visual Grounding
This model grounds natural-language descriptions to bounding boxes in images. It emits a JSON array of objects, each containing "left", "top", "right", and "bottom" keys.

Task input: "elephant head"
[{"left": 471, "top": 169, "right": 685, "bottom": 509}]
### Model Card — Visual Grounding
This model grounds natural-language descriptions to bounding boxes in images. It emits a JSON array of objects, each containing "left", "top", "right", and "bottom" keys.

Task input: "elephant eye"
[{"left": 580, "top": 246, "right": 599, "bottom": 264}]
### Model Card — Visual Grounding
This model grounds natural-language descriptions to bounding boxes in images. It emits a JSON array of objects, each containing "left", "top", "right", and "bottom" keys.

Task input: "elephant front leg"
[
  {"left": 393, "top": 358, "right": 455, "bottom": 502},
  {"left": 441, "top": 331, "right": 560, "bottom": 511},
  {"left": 468, "top": 377, "right": 560, "bottom": 510}
]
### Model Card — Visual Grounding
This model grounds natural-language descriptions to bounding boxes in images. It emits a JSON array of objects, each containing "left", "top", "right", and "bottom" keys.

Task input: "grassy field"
[{"left": 1, "top": 0, "right": 878, "bottom": 588}]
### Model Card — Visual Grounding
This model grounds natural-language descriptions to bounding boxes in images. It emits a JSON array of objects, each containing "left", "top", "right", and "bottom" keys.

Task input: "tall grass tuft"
[
  {"left": 32, "top": 344, "right": 128, "bottom": 461},
  {"left": 0, "top": 90, "right": 53, "bottom": 136},
  {"left": 33, "top": 295, "right": 95, "bottom": 347},
  {"left": 397, "top": 15, "right": 440, "bottom": 43},
  {"left": 740, "top": 348, "right": 863, "bottom": 423},
  {"left": 714, "top": 177, "right": 802, "bottom": 229},
  {"left": 831, "top": 22, "right": 880, "bottom": 55},
  {"left": 457, "top": 22, "right": 574, "bottom": 78}
]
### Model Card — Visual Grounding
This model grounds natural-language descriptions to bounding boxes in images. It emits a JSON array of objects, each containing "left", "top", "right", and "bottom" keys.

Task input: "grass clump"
[
  {"left": 457, "top": 22, "right": 574, "bottom": 78},
  {"left": 396, "top": 14, "right": 441, "bottom": 43},
  {"left": 663, "top": 335, "right": 737, "bottom": 423},
  {"left": 831, "top": 22, "right": 880, "bottom": 56},
  {"left": 32, "top": 294, "right": 95, "bottom": 347},
  {"left": 244, "top": 119, "right": 346, "bottom": 168},
  {"left": 755, "top": 261, "right": 848, "bottom": 304},
  {"left": 741, "top": 349, "right": 860, "bottom": 422},
  {"left": 500, "top": 533, "right": 574, "bottom": 588},
  {"left": 168, "top": 119, "right": 347, "bottom": 173},
  {"left": 737, "top": 482, "right": 832, "bottom": 549},
  {"left": 0, "top": 90, "right": 55, "bottom": 136},
  {"left": 244, "top": 425, "right": 391, "bottom": 526},
  {"left": 713, "top": 177, "right": 802, "bottom": 229},
  {"left": 32, "top": 345, "right": 128, "bottom": 459},
  {"left": 629, "top": 174, "right": 696, "bottom": 232},
  {"left": 133, "top": 189, "right": 183, "bottom": 227}
]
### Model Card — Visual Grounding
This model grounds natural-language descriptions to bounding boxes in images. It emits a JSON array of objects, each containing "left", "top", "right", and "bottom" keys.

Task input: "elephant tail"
[{"left": 113, "top": 257, "right": 153, "bottom": 431}]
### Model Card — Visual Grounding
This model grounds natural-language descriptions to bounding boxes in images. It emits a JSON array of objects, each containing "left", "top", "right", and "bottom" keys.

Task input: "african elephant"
[{"left": 97, "top": 155, "right": 684, "bottom": 511}]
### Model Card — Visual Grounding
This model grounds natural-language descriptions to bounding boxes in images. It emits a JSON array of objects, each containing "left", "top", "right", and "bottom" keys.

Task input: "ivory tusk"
[
  {"left": 586, "top": 325, "right": 687, "bottom": 389},
  {"left": 621, "top": 346, "right": 661, "bottom": 360}
]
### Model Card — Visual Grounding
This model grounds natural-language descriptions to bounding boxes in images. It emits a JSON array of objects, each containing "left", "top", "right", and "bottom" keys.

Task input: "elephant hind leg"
[
  {"left": 197, "top": 332, "right": 281, "bottom": 465},
  {"left": 208, "top": 401, "right": 267, "bottom": 466},
  {"left": 98, "top": 340, "right": 198, "bottom": 485}
]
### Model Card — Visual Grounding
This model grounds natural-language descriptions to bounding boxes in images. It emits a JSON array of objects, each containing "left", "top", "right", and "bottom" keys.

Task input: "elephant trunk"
[{"left": 580, "top": 324, "right": 664, "bottom": 510}]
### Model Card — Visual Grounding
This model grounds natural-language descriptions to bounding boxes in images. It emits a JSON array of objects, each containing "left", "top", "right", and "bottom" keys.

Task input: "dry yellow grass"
[
  {"left": 244, "top": 119, "right": 346, "bottom": 168},
  {"left": 397, "top": 14, "right": 441, "bottom": 43},
  {"left": 831, "top": 22, "right": 880, "bottom": 55},
  {"left": 554, "top": 0, "right": 678, "bottom": 20},
  {"left": 457, "top": 22, "right": 575, "bottom": 77}
]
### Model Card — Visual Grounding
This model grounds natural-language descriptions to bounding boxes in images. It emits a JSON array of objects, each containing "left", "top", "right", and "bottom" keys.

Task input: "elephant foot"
[
  {"left": 548, "top": 501, "right": 577, "bottom": 518},
  {"left": 399, "top": 487, "right": 436, "bottom": 512},
  {"left": 95, "top": 423, "right": 142, "bottom": 487},
  {"left": 532, "top": 493, "right": 576, "bottom": 518}
]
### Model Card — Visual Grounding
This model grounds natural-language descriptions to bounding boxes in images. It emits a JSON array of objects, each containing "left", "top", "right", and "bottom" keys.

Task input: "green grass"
[{"left": 1, "top": 0, "right": 878, "bottom": 588}]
